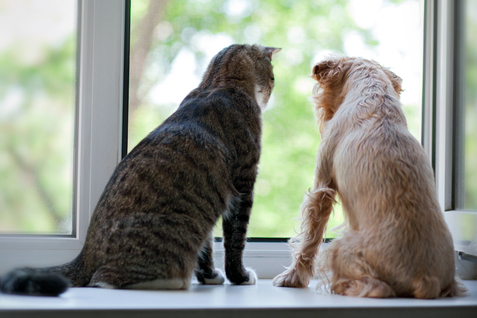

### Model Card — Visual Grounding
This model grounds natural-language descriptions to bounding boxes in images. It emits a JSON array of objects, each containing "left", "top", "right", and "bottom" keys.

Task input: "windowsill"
[{"left": 1, "top": 280, "right": 476, "bottom": 318}]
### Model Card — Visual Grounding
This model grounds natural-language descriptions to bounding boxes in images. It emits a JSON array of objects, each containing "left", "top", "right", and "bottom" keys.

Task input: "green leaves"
[{"left": 129, "top": 0, "right": 366, "bottom": 236}]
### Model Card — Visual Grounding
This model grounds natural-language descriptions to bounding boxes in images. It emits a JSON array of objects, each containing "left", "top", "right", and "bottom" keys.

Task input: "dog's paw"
[
  {"left": 202, "top": 269, "right": 225, "bottom": 285},
  {"left": 273, "top": 268, "right": 309, "bottom": 288}
]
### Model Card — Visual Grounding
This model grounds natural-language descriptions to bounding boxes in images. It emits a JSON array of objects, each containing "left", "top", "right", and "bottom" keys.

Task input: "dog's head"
[{"left": 311, "top": 57, "right": 402, "bottom": 134}]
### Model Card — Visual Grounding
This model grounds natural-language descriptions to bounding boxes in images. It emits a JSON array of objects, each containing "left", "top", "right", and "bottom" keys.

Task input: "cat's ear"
[{"left": 264, "top": 47, "right": 281, "bottom": 61}]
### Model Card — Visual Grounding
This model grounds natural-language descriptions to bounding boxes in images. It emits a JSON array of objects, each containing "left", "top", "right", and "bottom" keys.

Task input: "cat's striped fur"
[{"left": 0, "top": 44, "right": 280, "bottom": 296}]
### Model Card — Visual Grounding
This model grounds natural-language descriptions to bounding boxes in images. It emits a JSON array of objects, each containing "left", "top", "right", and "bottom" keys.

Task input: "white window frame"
[
  {"left": 423, "top": 0, "right": 477, "bottom": 258},
  {"left": 0, "top": 0, "right": 475, "bottom": 278}
]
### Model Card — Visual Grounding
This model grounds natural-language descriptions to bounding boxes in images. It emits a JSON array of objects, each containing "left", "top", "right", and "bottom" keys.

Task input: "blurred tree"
[
  {"left": 0, "top": 0, "right": 428, "bottom": 238},
  {"left": 128, "top": 0, "right": 377, "bottom": 237},
  {"left": 129, "top": 0, "right": 169, "bottom": 120},
  {"left": 464, "top": 2, "right": 477, "bottom": 209},
  {"left": 0, "top": 36, "right": 76, "bottom": 233}
]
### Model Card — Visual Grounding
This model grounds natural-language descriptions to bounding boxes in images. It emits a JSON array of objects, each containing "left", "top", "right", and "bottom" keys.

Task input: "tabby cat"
[{"left": 0, "top": 44, "right": 281, "bottom": 296}]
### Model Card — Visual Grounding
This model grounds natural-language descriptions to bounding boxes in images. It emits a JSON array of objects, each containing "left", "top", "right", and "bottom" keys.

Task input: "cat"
[{"left": 0, "top": 44, "right": 281, "bottom": 296}]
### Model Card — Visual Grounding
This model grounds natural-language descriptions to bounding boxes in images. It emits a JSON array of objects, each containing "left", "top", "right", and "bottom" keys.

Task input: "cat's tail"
[
  {"left": 0, "top": 253, "right": 87, "bottom": 296},
  {"left": 0, "top": 267, "right": 71, "bottom": 296}
]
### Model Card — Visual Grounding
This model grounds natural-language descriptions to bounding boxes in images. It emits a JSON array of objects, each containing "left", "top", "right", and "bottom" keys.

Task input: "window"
[
  {"left": 0, "top": 0, "right": 76, "bottom": 235},
  {"left": 0, "top": 0, "right": 129, "bottom": 273},
  {"left": 0, "top": 0, "right": 475, "bottom": 278},
  {"left": 461, "top": 3, "right": 477, "bottom": 212},
  {"left": 434, "top": 0, "right": 477, "bottom": 258},
  {"left": 455, "top": 0, "right": 477, "bottom": 211},
  {"left": 128, "top": 0, "right": 423, "bottom": 238}
]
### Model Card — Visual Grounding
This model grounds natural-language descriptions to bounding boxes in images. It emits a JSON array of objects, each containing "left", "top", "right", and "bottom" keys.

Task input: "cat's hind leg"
[
  {"left": 125, "top": 278, "right": 191, "bottom": 290},
  {"left": 87, "top": 266, "right": 121, "bottom": 289},
  {"left": 195, "top": 232, "right": 225, "bottom": 285},
  {"left": 88, "top": 265, "right": 191, "bottom": 290}
]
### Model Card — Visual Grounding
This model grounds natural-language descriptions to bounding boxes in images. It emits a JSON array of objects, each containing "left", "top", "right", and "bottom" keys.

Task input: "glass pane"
[
  {"left": 463, "top": 0, "right": 477, "bottom": 210},
  {"left": 0, "top": 0, "right": 77, "bottom": 234},
  {"left": 128, "top": 0, "right": 423, "bottom": 237}
]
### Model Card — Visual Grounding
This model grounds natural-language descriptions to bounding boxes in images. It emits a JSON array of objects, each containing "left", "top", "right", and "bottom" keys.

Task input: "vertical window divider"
[
  {"left": 76, "top": 0, "right": 128, "bottom": 236},
  {"left": 452, "top": 0, "right": 466, "bottom": 209},
  {"left": 122, "top": 0, "right": 131, "bottom": 160},
  {"left": 436, "top": 0, "right": 455, "bottom": 212},
  {"left": 430, "top": 0, "right": 477, "bottom": 262},
  {"left": 422, "top": 0, "right": 438, "bottom": 172}
]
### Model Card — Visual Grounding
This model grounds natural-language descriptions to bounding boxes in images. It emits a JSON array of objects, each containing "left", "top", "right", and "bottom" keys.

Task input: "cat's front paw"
[
  {"left": 197, "top": 268, "right": 225, "bottom": 285},
  {"left": 202, "top": 269, "right": 225, "bottom": 285},
  {"left": 226, "top": 268, "right": 257, "bottom": 285},
  {"left": 273, "top": 268, "right": 309, "bottom": 288},
  {"left": 238, "top": 268, "right": 257, "bottom": 285}
]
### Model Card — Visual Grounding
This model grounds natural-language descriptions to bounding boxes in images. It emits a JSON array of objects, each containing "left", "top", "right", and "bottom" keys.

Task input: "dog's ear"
[
  {"left": 311, "top": 59, "right": 346, "bottom": 133},
  {"left": 311, "top": 59, "right": 346, "bottom": 87},
  {"left": 312, "top": 60, "right": 336, "bottom": 83},
  {"left": 383, "top": 68, "right": 403, "bottom": 97}
]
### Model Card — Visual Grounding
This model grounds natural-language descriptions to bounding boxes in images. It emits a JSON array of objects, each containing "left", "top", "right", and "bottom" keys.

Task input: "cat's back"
[
  {"left": 92, "top": 85, "right": 257, "bottom": 224},
  {"left": 175, "top": 85, "right": 262, "bottom": 147},
  {"left": 104, "top": 107, "right": 232, "bottom": 213},
  {"left": 88, "top": 44, "right": 278, "bottom": 252}
]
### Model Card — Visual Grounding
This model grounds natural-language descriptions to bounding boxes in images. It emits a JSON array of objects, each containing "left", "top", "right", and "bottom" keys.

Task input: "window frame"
[
  {"left": 0, "top": 0, "right": 475, "bottom": 278},
  {"left": 423, "top": 0, "right": 477, "bottom": 257}
]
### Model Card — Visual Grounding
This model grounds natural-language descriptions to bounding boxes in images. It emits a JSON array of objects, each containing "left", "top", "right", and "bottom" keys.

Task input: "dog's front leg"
[
  {"left": 273, "top": 186, "right": 336, "bottom": 288},
  {"left": 274, "top": 135, "right": 337, "bottom": 288}
]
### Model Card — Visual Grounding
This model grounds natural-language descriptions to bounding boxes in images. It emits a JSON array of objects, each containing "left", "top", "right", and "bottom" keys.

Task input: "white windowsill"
[{"left": 1, "top": 279, "right": 476, "bottom": 318}]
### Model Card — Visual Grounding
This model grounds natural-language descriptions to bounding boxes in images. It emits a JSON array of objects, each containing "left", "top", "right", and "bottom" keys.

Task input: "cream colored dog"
[{"left": 273, "top": 57, "right": 468, "bottom": 298}]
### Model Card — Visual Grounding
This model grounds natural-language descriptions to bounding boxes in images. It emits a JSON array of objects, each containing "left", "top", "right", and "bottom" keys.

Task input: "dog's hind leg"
[
  {"left": 326, "top": 235, "right": 396, "bottom": 298},
  {"left": 332, "top": 276, "right": 395, "bottom": 298},
  {"left": 273, "top": 187, "right": 336, "bottom": 288}
]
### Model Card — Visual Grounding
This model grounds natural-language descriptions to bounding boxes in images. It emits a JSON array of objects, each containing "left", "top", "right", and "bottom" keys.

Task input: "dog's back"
[
  {"left": 273, "top": 57, "right": 467, "bottom": 298},
  {"left": 321, "top": 59, "right": 466, "bottom": 298},
  {"left": 331, "top": 115, "right": 458, "bottom": 297}
]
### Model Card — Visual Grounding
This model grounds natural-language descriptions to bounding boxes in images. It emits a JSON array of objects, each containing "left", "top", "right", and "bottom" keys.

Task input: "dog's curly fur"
[{"left": 273, "top": 57, "right": 468, "bottom": 298}]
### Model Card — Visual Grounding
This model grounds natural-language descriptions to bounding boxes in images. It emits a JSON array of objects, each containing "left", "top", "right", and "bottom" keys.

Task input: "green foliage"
[
  {"left": 464, "top": 3, "right": 477, "bottom": 209},
  {"left": 3, "top": 0, "right": 440, "bottom": 238},
  {"left": 0, "top": 36, "right": 76, "bottom": 233},
  {"left": 129, "top": 0, "right": 372, "bottom": 237}
]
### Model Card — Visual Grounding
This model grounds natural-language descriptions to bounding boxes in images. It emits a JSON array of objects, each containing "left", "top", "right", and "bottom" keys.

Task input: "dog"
[{"left": 273, "top": 57, "right": 468, "bottom": 298}]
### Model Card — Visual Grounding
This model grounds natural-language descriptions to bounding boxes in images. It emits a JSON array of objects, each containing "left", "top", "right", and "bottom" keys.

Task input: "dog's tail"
[
  {"left": 438, "top": 277, "right": 469, "bottom": 298},
  {"left": 411, "top": 276, "right": 468, "bottom": 299},
  {"left": 0, "top": 252, "right": 88, "bottom": 296}
]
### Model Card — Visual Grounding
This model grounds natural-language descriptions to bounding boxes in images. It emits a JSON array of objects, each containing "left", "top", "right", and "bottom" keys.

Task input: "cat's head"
[{"left": 200, "top": 44, "right": 281, "bottom": 111}]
